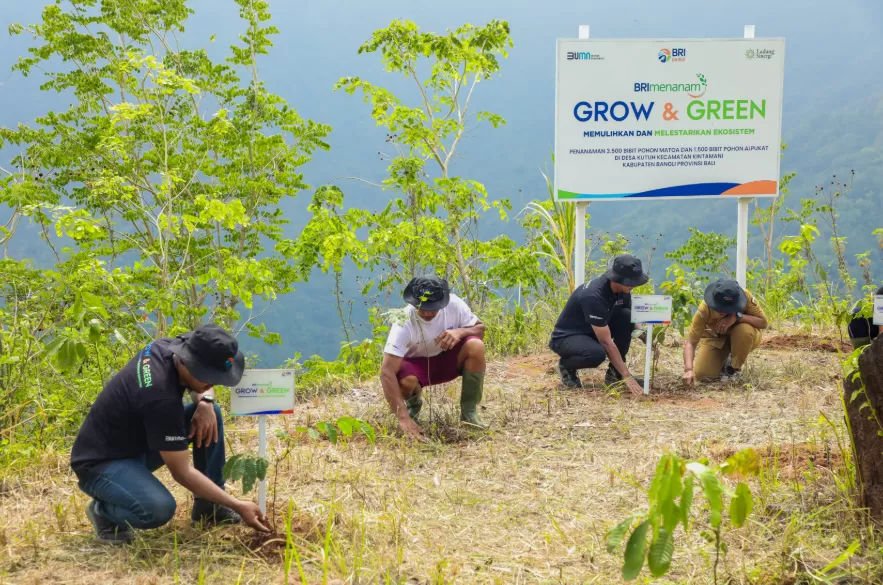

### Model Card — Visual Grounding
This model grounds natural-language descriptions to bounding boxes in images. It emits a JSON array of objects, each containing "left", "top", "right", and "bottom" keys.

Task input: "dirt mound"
[
  {"left": 239, "top": 510, "right": 321, "bottom": 559},
  {"left": 761, "top": 333, "right": 852, "bottom": 354}
]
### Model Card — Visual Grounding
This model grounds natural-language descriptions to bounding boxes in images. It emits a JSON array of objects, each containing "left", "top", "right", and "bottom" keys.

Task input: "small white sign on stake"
[
  {"left": 229, "top": 369, "right": 295, "bottom": 515},
  {"left": 631, "top": 295, "right": 673, "bottom": 395},
  {"left": 874, "top": 295, "right": 883, "bottom": 326}
]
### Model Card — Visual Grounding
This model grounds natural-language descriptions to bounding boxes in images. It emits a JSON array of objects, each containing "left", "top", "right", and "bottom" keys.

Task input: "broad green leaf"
[
  {"left": 308, "top": 428, "right": 320, "bottom": 440},
  {"left": 622, "top": 520, "right": 650, "bottom": 580},
  {"left": 680, "top": 475, "right": 694, "bottom": 530},
  {"left": 358, "top": 421, "right": 375, "bottom": 445},
  {"left": 242, "top": 457, "right": 257, "bottom": 494},
  {"left": 696, "top": 468, "right": 724, "bottom": 529},
  {"left": 223, "top": 454, "right": 242, "bottom": 481},
  {"left": 729, "top": 482, "right": 753, "bottom": 528},
  {"left": 336, "top": 417, "right": 355, "bottom": 437},
  {"left": 606, "top": 517, "right": 633, "bottom": 553},
  {"left": 326, "top": 424, "right": 338, "bottom": 444},
  {"left": 648, "top": 528, "right": 674, "bottom": 577},
  {"left": 255, "top": 457, "right": 269, "bottom": 481}
]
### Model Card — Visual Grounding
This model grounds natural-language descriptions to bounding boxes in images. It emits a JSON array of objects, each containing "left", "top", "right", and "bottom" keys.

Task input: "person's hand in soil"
[
  {"left": 238, "top": 501, "right": 271, "bottom": 532},
  {"left": 715, "top": 314, "right": 738, "bottom": 334},
  {"left": 626, "top": 377, "right": 644, "bottom": 396},
  {"left": 683, "top": 369, "right": 695, "bottom": 388},
  {"left": 398, "top": 416, "right": 426, "bottom": 442}
]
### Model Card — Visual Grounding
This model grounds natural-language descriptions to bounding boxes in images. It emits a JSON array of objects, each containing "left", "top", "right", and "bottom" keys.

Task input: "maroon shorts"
[{"left": 396, "top": 336, "right": 478, "bottom": 388}]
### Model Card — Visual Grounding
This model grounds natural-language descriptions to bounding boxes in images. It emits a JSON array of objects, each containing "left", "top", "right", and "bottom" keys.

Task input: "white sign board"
[
  {"left": 631, "top": 295, "right": 673, "bottom": 324},
  {"left": 555, "top": 38, "right": 785, "bottom": 201},
  {"left": 230, "top": 369, "right": 295, "bottom": 416},
  {"left": 874, "top": 295, "right": 883, "bottom": 326}
]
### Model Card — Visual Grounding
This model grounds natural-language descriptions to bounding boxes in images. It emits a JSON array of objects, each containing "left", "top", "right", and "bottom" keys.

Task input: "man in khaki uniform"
[{"left": 682, "top": 279, "right": 768, "bottom": 386}]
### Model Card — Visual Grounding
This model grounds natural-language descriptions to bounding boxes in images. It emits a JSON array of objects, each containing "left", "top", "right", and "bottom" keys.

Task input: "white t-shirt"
[{"left": 383, "top": 294, "right": 479, "bottom": 359}]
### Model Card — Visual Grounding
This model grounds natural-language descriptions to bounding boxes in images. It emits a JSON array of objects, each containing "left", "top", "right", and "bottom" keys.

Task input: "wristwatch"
[
  {"left": 736, "top": 312, "right": 744, "bottom": 322},
  {"left": 200, "top": 395, "right": 215, "bottom": 405}
]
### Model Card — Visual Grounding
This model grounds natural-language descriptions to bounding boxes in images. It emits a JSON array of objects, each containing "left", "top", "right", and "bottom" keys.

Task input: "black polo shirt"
[
  {"left": 70, "top": 339, "right": 190, "bottom": 478},
  {"left": 551, "top": 275, "right": 631, "bottom": 340}
]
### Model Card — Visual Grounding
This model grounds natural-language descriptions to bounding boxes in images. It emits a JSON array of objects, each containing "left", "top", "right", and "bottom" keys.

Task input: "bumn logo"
[{"left": 567, "top": 51, "right": 604, "bottom": 61}]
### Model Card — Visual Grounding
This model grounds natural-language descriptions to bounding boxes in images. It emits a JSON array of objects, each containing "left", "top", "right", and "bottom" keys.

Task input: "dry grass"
[{"left": 1, "top": 335, "right": 881, "bottom": 584}]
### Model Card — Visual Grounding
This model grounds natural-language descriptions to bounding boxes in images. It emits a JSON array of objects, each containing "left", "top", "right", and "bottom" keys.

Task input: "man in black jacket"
[
  {"left": 71, "top": 324, "right": 270, "bottom": 544},
  {"left": 549, "top": 254, "right": 649, "bottom": 395}
]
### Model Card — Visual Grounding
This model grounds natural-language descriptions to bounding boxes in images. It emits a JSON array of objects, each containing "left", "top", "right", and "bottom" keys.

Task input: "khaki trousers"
[{"left": 694, "top": 324, "right": 762, "bottom": 378}]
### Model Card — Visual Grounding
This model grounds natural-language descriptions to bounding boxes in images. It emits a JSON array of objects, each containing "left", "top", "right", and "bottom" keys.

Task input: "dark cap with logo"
[
  {"left": 704, "top": 279, "right": 747, "bottom": 314},
  {"left": 403, "top": 276, "right": 451, "bottom": 311},
  {"left": 169, "top": 323, "right": 245, "bottom": 386},
  {"left": 605, "top": 254, "right": 649, "bottom": 287}
]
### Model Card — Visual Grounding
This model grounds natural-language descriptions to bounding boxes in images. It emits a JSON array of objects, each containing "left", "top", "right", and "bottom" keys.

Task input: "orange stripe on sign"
[{"left": 721, "top": 180, "right": 777, "bottom": 196}]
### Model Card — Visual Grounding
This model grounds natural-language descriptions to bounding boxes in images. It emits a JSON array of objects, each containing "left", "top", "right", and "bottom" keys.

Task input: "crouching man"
[
  {"left": 380, "top": 276, "right": 487, "bottom": 441},
  {"left": 71, "top": 324, "right": 270, "bottom": 544},
  {"left": 549, "top": 254, "right": 649, "bottom": 395},
  {"left": 683, "top": 279, "right": 768, "bottom": 386}
]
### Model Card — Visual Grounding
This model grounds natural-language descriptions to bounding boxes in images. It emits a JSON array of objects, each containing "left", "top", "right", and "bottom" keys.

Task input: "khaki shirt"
[{"left": 685, "top": 289, "right": 766, "bottom": 348}]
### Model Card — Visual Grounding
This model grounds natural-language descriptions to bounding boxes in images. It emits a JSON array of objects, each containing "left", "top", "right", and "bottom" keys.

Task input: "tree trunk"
[{"left": 843, "top": 336, "right": 883, "bottom": 518}]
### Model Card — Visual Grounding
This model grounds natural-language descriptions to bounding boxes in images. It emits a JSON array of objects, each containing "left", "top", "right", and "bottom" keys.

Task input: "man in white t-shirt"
[{"left": 381, "top": 276, "right": 487, "bottom": 441}]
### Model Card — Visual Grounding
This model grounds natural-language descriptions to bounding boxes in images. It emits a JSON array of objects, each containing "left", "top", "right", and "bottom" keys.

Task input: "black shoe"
[
  {"left": 555, "top": 362, "right": 582, "bottom": 388},
  {"left": 86, "top": 500, "right": 134, "bottom": 545},
  {"left": 604, "top": 366, "right": 644, "bottom": 387},
  {"left": 719, "top": 355, "right": 743, "bottom": 382},
  {"left": 191, "top": 499, "right": 242, "bottom": 526}
]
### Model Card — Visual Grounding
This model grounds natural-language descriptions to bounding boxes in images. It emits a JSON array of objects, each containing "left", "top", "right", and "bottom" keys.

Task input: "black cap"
[
  {"left": 169, "top": 324, "right": 245, "bottom": 386},
  {"left": 403, "top": 276, "right": 451, "bottom": 311},
  {"left": 605, "top": 254, "right": 649, "bottom": 287},
  {"left": 704, "top": 279, "right": 747, "bottom": 314}
]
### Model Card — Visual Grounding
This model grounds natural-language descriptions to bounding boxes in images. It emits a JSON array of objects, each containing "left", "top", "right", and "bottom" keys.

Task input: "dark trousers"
[
  {"left": 550, "top": 308, "right": 633, "bottom": 370},
  {"left": 76, "top": 403, "right": 226, "bottom": 529}
]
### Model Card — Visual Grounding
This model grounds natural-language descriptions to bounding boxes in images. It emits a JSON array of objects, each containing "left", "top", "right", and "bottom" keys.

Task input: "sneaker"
[
  {"left": 604, "top": 365, "right": 644, "bottom": 387},
  {"left": 86, "top": 500, "right": 134, "bottom": 545},
  {"left": 191, "top": 499, "right": 242, "bottom": 526},
  {"left": 555, "top": 362, "right": 582, "bottom": 388},
  {"left": 720, "top": 365, "right": 743, "bottom": 382},
  {"left": 719, "top": 355, "right": 743, "bottom": 382}
]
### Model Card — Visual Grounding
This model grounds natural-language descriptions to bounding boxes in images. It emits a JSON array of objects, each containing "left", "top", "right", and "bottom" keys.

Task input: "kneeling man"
[
  {"left": 71, "top": 324, "right": 269, "bottom": 544},
  {"left": 380, "top": 276, "right": 487, "bottom": 441},
  {"left": 682, "top": 279, "right": 768, "bottom": 386},
  {"left": 549, "top": 254, "right": 649, "bottom": 395}
]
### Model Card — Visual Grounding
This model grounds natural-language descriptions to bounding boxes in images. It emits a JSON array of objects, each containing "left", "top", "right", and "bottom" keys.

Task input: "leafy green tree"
[
  {"left": 2, "top": 0, "right": 329, "bottom": 340},
  {"left": 0, "top": 0, "right": 329, "bottom": 453},
  {"left": 297, "top": 19, "right": 514, "bottom": 305}
]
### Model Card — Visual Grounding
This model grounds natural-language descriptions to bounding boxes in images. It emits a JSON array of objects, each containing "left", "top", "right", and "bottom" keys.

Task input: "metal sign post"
[
  {"left": 230, "top": 369, "right": 296, "bottom": 515},
  {"left": 632, "top": 295, "right": 673, "bottom": 395}
]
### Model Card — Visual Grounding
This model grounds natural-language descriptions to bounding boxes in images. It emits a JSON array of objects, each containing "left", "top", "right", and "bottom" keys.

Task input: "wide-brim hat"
[
  {"left": 169, "top": 324, "right": 245, "bottom": 386},
  {"left": 704, "top": 279, "right": 747, "bottom": 314},
  {"left": 605, "top": 254, "right": 650, "bottom": 287},
  {"left": 403, "top": 276, "right": 451, "bottom": 311}
]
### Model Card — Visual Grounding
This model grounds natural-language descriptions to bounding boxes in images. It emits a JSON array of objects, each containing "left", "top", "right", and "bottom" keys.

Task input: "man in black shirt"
[
  {"left": 847, "top": 286, "right": 883, "bottom": 348},
  {"left": 549, "top": 254, "right": 649, "bottom": 395},
  {"left": 71, "top": 324, "right": 270, "bottom": 544}
]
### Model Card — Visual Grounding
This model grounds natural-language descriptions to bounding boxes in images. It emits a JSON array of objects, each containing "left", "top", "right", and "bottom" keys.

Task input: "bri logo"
[
  {"left": 567, "top": 51, "right": 604, "bottom": 61},
  {"left": 634, "top": 73, "right": 707, "bottom": 98},
  {"left": 658, "top": 48, "right": 687, "bottom": 63}
]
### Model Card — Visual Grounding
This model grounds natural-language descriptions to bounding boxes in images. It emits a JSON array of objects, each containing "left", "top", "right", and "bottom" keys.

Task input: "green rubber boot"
[
  {"left": 460, "top": 371, "right": 487, "bottom": 428},
  {"left": 405, "top": 386, "right": 423, "bottom": 420}
]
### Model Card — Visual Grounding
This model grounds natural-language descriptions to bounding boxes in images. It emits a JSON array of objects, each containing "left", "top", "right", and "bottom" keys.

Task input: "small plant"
[
  {"left": 607, "top": 449, "right": 760, "bottom": 582},
  {"left": 296, "top": 416, "right": 376, "bottom": 446},
  {"left": 223, "top": 454, "right": 269, "bottom": 495}
]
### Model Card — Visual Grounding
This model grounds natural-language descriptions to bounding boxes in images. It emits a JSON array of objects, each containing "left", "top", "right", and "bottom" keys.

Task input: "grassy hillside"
[{"left": 2, "top": 332, "right": 878, "bottom": 584}]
